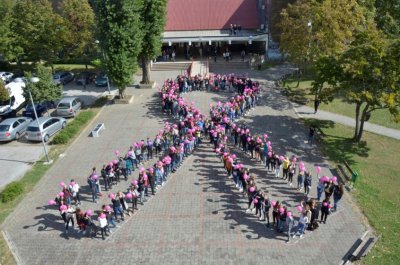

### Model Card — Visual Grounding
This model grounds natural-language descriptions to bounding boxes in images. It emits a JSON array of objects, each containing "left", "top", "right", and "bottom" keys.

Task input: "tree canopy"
[
  {"left": 313, "top": 29, "right": 400, "bottom": 141},
  {"left": 95, "top": 0, "right": 143, "bottom": 97},
  {"left": 279, "top": 0, "right": 368, "bottom": 63},
  {"left": 24, "top": 65, "right": 62, "bottom": 103},
  {"left": 0, "top": 81, "right": 10, "bottom": 102},
  {"left": 140, "top": 0, "right": 167, "bottom": 84}
]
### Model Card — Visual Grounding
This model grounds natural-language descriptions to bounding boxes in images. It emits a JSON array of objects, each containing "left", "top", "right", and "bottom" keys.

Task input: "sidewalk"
[{"left": 293, "top": 104, "right": 400, "bottom": 140}]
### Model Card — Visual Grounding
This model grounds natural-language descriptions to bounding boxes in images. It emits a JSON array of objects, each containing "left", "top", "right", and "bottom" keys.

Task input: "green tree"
[
  {"left": 95, "top": 0, "right": 143, "bottom": 98},
  {"left": 24, "top": 65, "right": 62, "bottom": 103},
  {"left": 0, "top": 81, "right": 10, "bottom": 102},
  {"left": 140, "top": 0, "right": 167, "bottom": 84},
  {"left": 0, "top": 0, "right": 15, "bottom": 62},
  {"left": 10, "top": 0, "right": 66, "bottom": 69},
  {"left": 279, "top": 0, "right": 367, "bottom": 68},
  {"left": 314, "top": 30, "right": 400, "bottom": 142},
  {"left": 58, "top": 0, "right": 96, "bottom": 65}
]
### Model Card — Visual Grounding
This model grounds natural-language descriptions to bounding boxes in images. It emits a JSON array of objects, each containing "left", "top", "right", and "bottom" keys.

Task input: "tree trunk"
[
  {"left": 353, "top": 103, "right": 361, "bottom": 140},
  {"left": 141, "top": 57, "right": 151, "bottom": 84},
  {"left": 118, "top": 87, "right": 125, "bottom": 99},
  {"left": 356, "top": 103, "right": 370, "bottom": 142}
]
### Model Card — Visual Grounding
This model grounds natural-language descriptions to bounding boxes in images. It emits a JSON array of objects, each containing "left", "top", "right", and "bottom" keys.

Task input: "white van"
[{"left": 0, "top": 79, "right": 26, "bottom": 120}]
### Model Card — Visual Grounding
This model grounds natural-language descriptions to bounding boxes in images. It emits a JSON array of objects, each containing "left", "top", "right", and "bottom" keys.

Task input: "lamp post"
[
  {"left": 95, "top": 40, "right": 111, "bottom": 94},
  {"left": 28, "top": 77, "right": 51, "bottom": 164},
  {"left": 307, "top": 20, "right": 312, "bottom": 60}
]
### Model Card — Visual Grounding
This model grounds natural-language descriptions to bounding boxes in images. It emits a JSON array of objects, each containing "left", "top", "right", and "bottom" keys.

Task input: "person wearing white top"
[
  {"left": 98, "top": 213, "right": 109, "bottom": 240},
  {"left": 68, "top": 180, "right": 81, "bottom": 206},
  {"left": 293, "top": 212, "right": 309, "bottom": 238}
]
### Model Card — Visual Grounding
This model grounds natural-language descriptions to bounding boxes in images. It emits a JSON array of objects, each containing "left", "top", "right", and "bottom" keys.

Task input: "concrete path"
[
  {"left": 293, "top": 104, "right": 400, "bottom": 140},
  {"left": 1, "top": 69, "right": 369, "bottom": 265}
]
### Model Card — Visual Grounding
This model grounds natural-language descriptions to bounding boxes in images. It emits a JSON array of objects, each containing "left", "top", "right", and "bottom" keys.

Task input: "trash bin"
[{"left": 352, "top": 171, "right": 359, "bottom": 183}]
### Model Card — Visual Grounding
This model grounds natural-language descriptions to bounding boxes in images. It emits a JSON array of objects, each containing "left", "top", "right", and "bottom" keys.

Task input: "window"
[
  {"left": 12, "top": 121, "right": 19, "bottom": 128},
  {"left": 43, "top": 120, "right": 51, "bottom": 129},
  {"left": 18, "top": 119, "right": 26, "bottom": 124}
]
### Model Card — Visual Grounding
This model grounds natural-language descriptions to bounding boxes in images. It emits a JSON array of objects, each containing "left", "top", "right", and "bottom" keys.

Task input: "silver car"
[
  {"left": 25, "top": 117, "right": 66, "bottom": 142},
  {"left": 56, "top": 97, "right": 82, "bottom": 117},
  {"left": 53, "top": 72, "right": 74, "bottom": 85},
  {"left": 0, "top": 117, "right": 32, "bottom": 141}
]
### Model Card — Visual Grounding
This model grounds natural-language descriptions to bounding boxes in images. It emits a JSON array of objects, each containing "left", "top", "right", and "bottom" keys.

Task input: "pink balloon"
[
  {"left": 279, "top": 207, "right": 285, "bottom": 213},
  {"left": 91, "top": 175, "right": 98, "bottom": 180},
  {"left": 316, "top": 166, "right": 321, "bottom": 173},
  {"left": 105, "top": 205, "right": 111, "bottom": 211},
  {"left": 58, "top": 192, "right": 64, "bottom": 197},
  {"left": 109, "top": 162, "right": 113, "bottom": 166},
  {"left": 299, "top": 162, "right": 305, "bottom": 167},
  {"left": 292, "top": 157, "right": 297, "bottom": 163},
  {"left": 125, "top": 193, "right": 133, "bottom": 199},
  {"left": 323, "top": 202, "right": 328, "bottom": 207},
  {"left": 263, "top": 134, "right": 268, "bottom": 139},
  {"left": 253, "top": 198, "right": 258, "bottom": 204},
  {"left": 113, "top": 159, "right": 118, "bottom": 165},
  {"left": 48, "top": 200, "right": 56, "bottom": 206},
  {"left": 296, "top": 205, "right": 303, "bottom": 212},
  {"left": 332, "top": 176, "right": 338, "bottom": 182},
  {"left": 59, "top": 181, "right": 65, "bottom": 187},
  {"left": 149, "top": 167, "right": 154, "bottom": 173},
  {"left": 114, "top": 150, "right": 120, "bottom": 156},
  {"left": 143, "top": 174, "right": 148, "bottom": 181},
  {"left": 279, "top": 156, "right": 284, "bottom": 161},
  {"left": 139, "top": 167, "right": 145, "bottom": 172},
  {"left": 249, "top": 187, "right": 255, "bottom": 192},
  {"left": 268, "top": 152, "right": 272, "bottom": 157},
  {"left": 85, "top": 209, "right": 93, "bottom": 216},
  {"left": 287, "top": 211, "right": 292, "bottom": 218},
  {"left": 109, "top": 193, "right": 115, "bottom": 199},
  {"left": 132, "top": 180, "right": 138, "bottom": 186},
  {"left": 99, "top": 213, "right": 106, "bottom": 219},
  {"left": 59, "top": 205, "right": 67, "bottom": 211},
  {"left": 271, "top": 201, "right": 276, "bottom": 207},
  {"left": 243, "top": 174, "right": 249, "bottom": 180}
]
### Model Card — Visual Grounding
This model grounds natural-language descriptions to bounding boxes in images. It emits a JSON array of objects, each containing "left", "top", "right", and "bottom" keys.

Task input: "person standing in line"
[
  {"left": 286, "top": 211, "right": 295, "bottom": 242},
  {"left": 308, "top": 125, "right": 315, "bottom": 145},
  {"left": 333, "top": 183, "right": 344, "bottom": 211}
]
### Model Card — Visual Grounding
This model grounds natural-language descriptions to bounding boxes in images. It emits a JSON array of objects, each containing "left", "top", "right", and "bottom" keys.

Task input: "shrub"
[
  {"left": 1, "top": 182, "right": 24, "bottom": 203},
  {"left": 51, "top": 110, "right": 95, "bottom": 145},
  {"left": 52, "top": 133, "right": 69, "bottom": 144}
]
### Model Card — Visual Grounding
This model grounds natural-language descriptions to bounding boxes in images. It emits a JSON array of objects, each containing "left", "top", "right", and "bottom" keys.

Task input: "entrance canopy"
[{"left": 163, "top": 30, "right": 268, "bottom": 44}]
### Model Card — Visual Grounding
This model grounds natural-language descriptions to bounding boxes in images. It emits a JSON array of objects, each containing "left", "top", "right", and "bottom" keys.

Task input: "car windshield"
[
  {"left": 25, "top": 104, "right": 39, "bottom": 111},
  {"left": 57, "top": 102, "right": 70, "bottom": 109},
  {"left": 27, "top": 126, "right": 40, "bottom": 132},
  {"left": 0, "top": 125, "right": 10, "bottom": 131},
  {"left": 53, "top": 75, "right": 61, "bottom": 79}
]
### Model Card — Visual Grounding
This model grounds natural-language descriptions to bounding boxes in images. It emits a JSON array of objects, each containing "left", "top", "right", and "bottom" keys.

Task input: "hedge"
[
  {"left": 0, "top": 182, "right": 24, "bottom": 203},
  {"left": 52, "top": 110, "right": 95, "bottom": 145}
]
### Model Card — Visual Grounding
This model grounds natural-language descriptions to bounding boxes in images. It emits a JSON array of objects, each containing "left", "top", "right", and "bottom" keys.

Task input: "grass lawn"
[
  {"left": 53, "top": 64, "right": 97, "bottom": 73},
  {"left": 285, "top": 78, "right": 400, "bottom": 130},
  {"left": 304, "top": 118, "right": 400, "bottom": 265}
]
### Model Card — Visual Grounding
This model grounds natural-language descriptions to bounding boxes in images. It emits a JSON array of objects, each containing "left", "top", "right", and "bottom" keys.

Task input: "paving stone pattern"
[{"left": 2, "top": 69, "right": 368, "bottom": 265}]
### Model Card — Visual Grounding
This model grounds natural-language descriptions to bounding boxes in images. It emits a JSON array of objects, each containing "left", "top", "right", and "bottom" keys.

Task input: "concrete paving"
[
  {"left": 1, "top": 68, "right": 369, "bottom": 265},
  {"left": 293, "top": 104, "right": 400, "bottom": 140}
]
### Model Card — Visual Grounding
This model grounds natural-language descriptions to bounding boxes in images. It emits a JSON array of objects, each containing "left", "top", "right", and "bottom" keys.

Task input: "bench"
[
  {"left": 342, "top": 231, "right": 378, "bottom": 264},
  {"left": 337, "top": 164, "right": 352, "bottom": 182},
  {"left": 91, "top": 123, "right": 105, "bottom": 137}
]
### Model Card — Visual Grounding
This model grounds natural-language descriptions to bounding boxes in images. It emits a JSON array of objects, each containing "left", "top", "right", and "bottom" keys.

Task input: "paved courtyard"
[{"left": 1, "top": 68, "right": 368, "bottom": 265}]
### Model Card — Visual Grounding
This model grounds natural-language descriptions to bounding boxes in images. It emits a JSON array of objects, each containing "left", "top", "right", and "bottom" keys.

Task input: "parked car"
[
  {"left": 25, "top": 117, "right": 66, "bottom": 142},
  {"left": 0, "top": 72, "right": 13, "bottom": 83},
  {"left": 53, "top": 72, "right": 74, "bottom": 85},
  {"left": 22, "top": 101, "right": 55, "bottom": 118},
  {"left": 0, "top": 117, "right": 33, "bottom": 141},
  {"left": 56, "top": 97, "right": 82, "bottom": 117},
  {"left": 75, "top": 71, "right": 96, "bottom": 85},
  {"left": 95, "top": 74, "right": 108, "bottom": 87}
]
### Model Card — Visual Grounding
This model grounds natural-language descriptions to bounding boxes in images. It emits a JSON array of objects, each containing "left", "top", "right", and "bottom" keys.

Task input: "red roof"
[{"left": 165, "top": 0, "right": 260, "bottom": 31}]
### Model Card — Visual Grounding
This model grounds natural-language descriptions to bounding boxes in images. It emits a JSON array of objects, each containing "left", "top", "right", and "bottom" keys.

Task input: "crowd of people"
[{"left": 48, "top": 72, "right": 344, "bottom": 242}]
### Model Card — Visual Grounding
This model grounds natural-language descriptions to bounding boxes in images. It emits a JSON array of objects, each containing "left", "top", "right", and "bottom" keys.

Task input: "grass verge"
[
  {"left": 303, "top": 118, "right": 400, "bottom": 265},
  {"left": 0, "top": 96, "right": 108, "bottom": 264},
  {"left": 284, "top": 78, "right": 400, "bottom": 130}
]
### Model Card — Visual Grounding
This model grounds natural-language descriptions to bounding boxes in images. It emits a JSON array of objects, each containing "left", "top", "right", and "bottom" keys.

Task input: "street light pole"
[{"left": 28, "top": 78, "right": 51, "bottom": 164}]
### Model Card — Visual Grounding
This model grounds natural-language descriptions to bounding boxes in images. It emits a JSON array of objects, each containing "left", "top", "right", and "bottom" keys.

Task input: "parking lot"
[{"left": 0, "top": 81, "right": 115, "bottom": 190}]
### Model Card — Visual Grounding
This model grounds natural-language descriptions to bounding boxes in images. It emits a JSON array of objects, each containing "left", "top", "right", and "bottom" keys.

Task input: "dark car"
[
  {"left": 53, "top": 72, "right": 74, "bottom": 85},
  {"left": 75, "top": 71, "right": 96, "bottom": 86},
  {"left": 22, "top": 101, "right": 55, "bottom": 118},
  {"left": 94, "top": 74, "right": 109, "bottom": 87}
]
